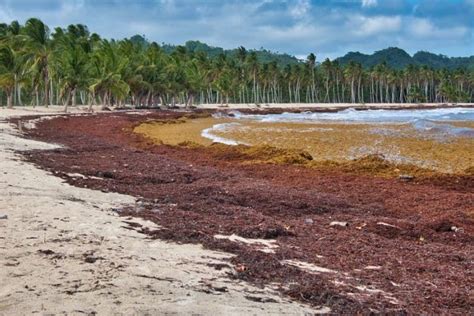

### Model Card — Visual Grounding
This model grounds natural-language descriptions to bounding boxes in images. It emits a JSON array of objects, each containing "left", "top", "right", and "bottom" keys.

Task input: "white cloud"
[
  {"left": 0, "top": 1, "right": 14, "bottom": 22},
  {"left": 409, "top": 18, "right": 468, "bottom": 39},
  {"left": 361, "top": 0, "right": 377, "bottom": 8},
  {"left": 0, "top": 0, "right": 471, "bottom": 59},
  {"left": 290, "top": 0, "right": 311, "bottom": 19},
  {"left": 353, "top": 15, "right": 401, "bottom": 36},
  {"left": 59, "top": 0, "right": 85, "bottom": 17}
]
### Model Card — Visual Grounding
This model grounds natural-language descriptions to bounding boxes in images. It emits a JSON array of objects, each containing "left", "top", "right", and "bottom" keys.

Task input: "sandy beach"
[
  {"left": 1, "top": 3, "right": 473, "bottom": 313},
  {"left": 0, "top": 107, "right": 316, "bottom": 315},
  {"left": 3, "top": 105, "right": 471, "bottom": 314}
]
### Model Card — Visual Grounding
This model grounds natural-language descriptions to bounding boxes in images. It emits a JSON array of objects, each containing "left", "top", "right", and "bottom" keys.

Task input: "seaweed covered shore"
[{"left": 13, "top": 110, "right": 474, "bottom": 314}]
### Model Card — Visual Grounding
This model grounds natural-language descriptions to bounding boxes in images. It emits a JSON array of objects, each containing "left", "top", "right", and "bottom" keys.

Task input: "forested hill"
[
  {"left": 131, "top": 36, "right": 300, "bottom": 66},
  {"left": 167, "top": 41, "right": 300, "bottom": 66},
  {"left": 130, "top": 36, "right": 473, "bottom": 70},
  {"left": 336, "top": 47, "right": 474, "bottom": 70}
]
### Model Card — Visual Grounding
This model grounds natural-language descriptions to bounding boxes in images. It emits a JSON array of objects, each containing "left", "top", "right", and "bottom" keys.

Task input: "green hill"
[
  {"left": 337, "top": 47, "right": 474, "bottom": 69},
  {"left": 130, "top": 35, "right": 473, "bottom": 70},
  {"left": 162, "top": 40, "right": 300, "bottom": 66}
]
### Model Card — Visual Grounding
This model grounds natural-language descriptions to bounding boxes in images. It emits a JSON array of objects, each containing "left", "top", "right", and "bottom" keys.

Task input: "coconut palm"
[
  {"left": 22, "top": 18, "right": 52, "bottom": 106},
  {"left": 0, "top": 18, "right": 473, "bottom": 107},
  {"left": 0, "top": 46, "right": 17, "bottom": 108},
  {"left": 89, "top": 40, "right": 130, "bottom": 108},
  {"left": 52, "top": 29, "right": 92, "bottom": 111},
  {"left": 184, "top": 59, "right": 208, "bottom": 107}
]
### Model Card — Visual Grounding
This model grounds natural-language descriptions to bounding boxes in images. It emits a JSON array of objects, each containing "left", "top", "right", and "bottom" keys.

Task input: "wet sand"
[{"left": 13, "top": 110, "right": 474, "bottom": 314}]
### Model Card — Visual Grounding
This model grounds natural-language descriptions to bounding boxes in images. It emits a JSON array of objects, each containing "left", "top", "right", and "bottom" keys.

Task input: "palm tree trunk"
[
  {"left": 35, "top": 87, "right": 39, "bottom": 107},
  {"left": 17, "top": 84, "right": 23, "bottom": 106},
  {"left": 351, "top": 78, "right": 355, "bottom": 103},
  {"left": 44, "top": 68, "right": 50, "bottom": 107},
  {"left": 72, "top": 88, "right": 77, "bottom": 107},
  {"left": 88, "top": 93, "right": 93, "bottom": 112},
  {"left": 6, "top": 91, "right": 13, "bottom": 109}
]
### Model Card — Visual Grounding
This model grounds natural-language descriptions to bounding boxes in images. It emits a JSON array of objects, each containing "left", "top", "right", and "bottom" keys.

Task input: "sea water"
[
  {"left": 228, "top": 107, "right": 474, "bottom": 123},
  {"left": 225, "top": 107, "right": 474, "bottom": 138},
  {"left": 198, "top": 107, "right": 474, "bottom": 172}
]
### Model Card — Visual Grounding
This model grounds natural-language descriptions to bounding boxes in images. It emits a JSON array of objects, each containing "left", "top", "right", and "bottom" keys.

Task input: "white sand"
[{"left": 0, "top": 107, "right": 318, "bottom": 315}]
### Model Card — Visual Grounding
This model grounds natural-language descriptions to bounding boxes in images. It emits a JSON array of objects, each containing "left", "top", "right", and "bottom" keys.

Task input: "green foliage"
[
  {"left": 338, "top": 47, "right": 474, "bottom": 70},
  {"left": 0, "top": 18, "right": 473, "bottom": 108},
  {"left": 161, "top": 40, "right": 300, "bottom": 67}
]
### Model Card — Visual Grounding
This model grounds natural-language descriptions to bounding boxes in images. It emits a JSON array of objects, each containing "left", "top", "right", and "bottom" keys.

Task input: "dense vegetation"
[
  {"left": 0, "top": 19, "right": 473, "bottom": 109},
  {"left": 337, "top": 47, "right": 474, "bottom": 70}
]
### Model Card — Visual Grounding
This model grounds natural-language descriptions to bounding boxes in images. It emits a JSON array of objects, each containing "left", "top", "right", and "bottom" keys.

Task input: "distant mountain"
[
  {"left": 162, "top": 40, "right": 300, "bottom": 66},
  {"left": 412, "top": 51, "right": 474, "bottom": 70},
  {"left": 130, "top": 35, "right": 473, "bottom": 70},
  {"left": 336, "top": 47, "right": 474, "bottom": 70},
  {"left": 129, "top": 36, "right": 299, "bottom": 66}
]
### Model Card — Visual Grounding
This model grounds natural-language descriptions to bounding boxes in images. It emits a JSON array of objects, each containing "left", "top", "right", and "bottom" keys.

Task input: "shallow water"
[
  {"left": 134, "top": 108, "right": 474, "bottom": 173},
  {"left": 227, "top": 107, "right": 474, "bottom": 138},
  {"left": 205, "top": 108, "right": 474, "bottom": 172},
  {"left": 229, "top": 107, "right": 474, "bottom": 123}
]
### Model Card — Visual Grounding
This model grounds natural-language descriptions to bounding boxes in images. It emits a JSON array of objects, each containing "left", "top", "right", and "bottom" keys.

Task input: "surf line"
[{"left": 201, "top": 123, "right": 248, "bottom": 146}]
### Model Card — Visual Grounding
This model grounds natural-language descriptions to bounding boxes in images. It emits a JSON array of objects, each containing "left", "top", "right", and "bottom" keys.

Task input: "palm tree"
[
  {"left": 245, "top": 52, "right": 259, "bottom": 104},
  {"left": 22, "top": 18, "right": 52, "bottom": 106},
  {"left": 321, "top": 59, "right": 332, "bottom": 102},
  {"left": 344, "top": 61, "right": 359, "bottom": 103},
  {"left": 52, "top": 27, "right": 93, "bottom": 111},
  {"left": 0, "top": 46, "right": 16, "bottom": 108},
  {"left": 214, "top": 66, "right": 236, "bottom": 105},
  {"left": 184, "top": 59, "right": 208, "bottom": 107},
  {"left": 89, "top": 40, "right": 129, "bottom": 108},
  {"left": 1, "top": 18, "right": 473, "bottom": 108},
  {"left": 306, "top": 53, "right": 316, "bottom": 103}
]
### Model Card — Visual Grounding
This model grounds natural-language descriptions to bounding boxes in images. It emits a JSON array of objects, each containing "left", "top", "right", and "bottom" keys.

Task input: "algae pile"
[{"left": 134, "top": 116, "right": 474, "bottom": 175}]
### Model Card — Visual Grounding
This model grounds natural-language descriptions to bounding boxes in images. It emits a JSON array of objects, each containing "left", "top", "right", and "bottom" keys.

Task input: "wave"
[
  {"left": 227, "top": 107, "right": 474, "bottom": 123},
  {"left": 201, "top": 123, "right": 247, "bottom": 145},
  {"left": 226, "top": 108, "right": 474, "bottom": 139},
  {"left": 411, "top": 119, "right": 474, "bottom": 137}
]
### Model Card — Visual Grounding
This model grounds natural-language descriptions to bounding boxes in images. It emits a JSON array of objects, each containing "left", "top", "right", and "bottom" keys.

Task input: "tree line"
[{"left": 0, "top": 18, "right": 473, "bottom": 110}]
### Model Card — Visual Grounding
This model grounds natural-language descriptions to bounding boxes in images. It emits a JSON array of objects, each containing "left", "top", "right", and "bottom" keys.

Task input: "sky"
[{"left": 0, "top": 0, "right": 473, "bottom": 60}]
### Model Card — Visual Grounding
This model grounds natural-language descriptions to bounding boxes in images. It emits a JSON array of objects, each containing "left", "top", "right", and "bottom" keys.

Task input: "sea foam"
[
  {"left": 201, "top": 123, "right": 247, "bottom": 145},
  {"left": 227, "top": 107, "right": 474, "bottom": 139}
]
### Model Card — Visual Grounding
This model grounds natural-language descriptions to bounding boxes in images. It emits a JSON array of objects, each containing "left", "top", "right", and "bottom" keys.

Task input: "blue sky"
[{"left": 0, "top": 0, "right": 472, "bottom": 59}]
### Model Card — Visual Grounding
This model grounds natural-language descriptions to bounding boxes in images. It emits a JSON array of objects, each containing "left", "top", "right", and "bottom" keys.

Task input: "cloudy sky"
[{"left": 0, "top": 0, "right": 473, "bottom": 60}]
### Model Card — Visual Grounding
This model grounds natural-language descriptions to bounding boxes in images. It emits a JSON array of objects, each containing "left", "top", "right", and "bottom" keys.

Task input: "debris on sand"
[
  {"left": 38, "top": 249, "right": 56, "bottom": 256},
  {"left": 399, "top": 174, "right": 414, "bottom": 182},
  {"left": 330, "top": 221, "right": 349, "bottom": 227},
  {"left": 282, "top": 260, "right": 336, "bottom": 274},
  {"left": 15, "top": 111, "right": 474, "bottom": 314},
  {"left": 214, "top": 234, "right": 279, "bottom": 254}
]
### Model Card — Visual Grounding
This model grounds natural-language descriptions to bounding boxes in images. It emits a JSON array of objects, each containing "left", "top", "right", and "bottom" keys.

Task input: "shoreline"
[
  {"left": 10, "top": 109, "right": 473, "bottom": 314},
  {"left": 197, "top": 102, "right": 474, "bottom": 111},
  {"left": 0, "top": 108, "right": 315, "bottom": 315},
  {"left": 2, "top": 102, "right": 474, "bottom": 115},
  {"left": 133, "top": 109, "right": 474, "bottom": 174}
]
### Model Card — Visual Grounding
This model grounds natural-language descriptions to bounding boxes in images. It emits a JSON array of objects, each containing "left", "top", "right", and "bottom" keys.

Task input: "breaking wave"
[
  {"left": 227, "top": 107, "right": 474, "bottom": 123},
  {"left": 201, "top": 123, "right": 247, "bottom": 145},
  {"left": 226, "top": 107, "right": 474, "bottom": 138}
]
